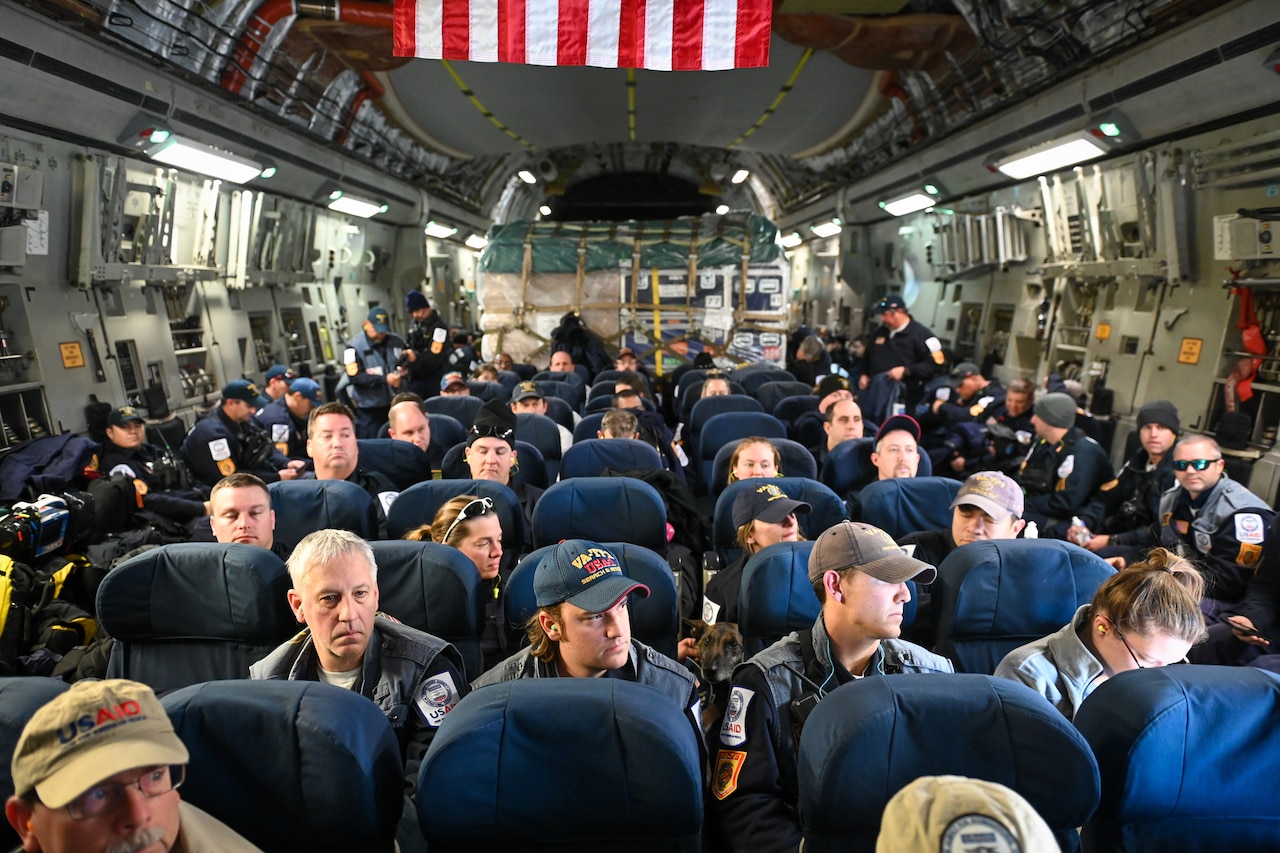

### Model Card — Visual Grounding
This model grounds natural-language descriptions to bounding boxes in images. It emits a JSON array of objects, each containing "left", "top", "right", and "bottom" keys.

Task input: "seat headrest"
[
  {"left": 532, "top": 477, "right": 666, "bottom": 551},
  {"left": 419, "top": 679, "right": 702, "bottom": 846},
  {"left": 738, "top": 541, "right": 818, "bottom": 639},
  {"left": 267, "top": 479, "right": 379, "bottom": 549},
  {"left": 164, "top": 680, "right": 403, "bottom": 852},
  {"left": 560, "top": 439, "right": 663, "bottom": 479},
  {"left": 368, "top": 540, "right": 481, "bottom": 641},
  {"left": 1075, "top": 666, "right": 1280, "bottom": 819},
  {"left": 858, "top": 476, "right": 963, "bottom": 540},
  {"left": 97, "top": 543, "right": 294, "bottom": 642}
]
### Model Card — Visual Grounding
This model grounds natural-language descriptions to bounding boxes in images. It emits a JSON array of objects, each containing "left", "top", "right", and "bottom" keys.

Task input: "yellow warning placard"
[{"left": 59, "top": 342, "right": 85, "bottom": 368}]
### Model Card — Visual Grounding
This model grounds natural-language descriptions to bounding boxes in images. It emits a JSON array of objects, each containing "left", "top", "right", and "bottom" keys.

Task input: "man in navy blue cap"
[
  {"left": 255, "top": 376, "right": 321, "bottom": 460},
  {"left": 401, "top": 289, "right": 450, "bottom": 399},
  {"left": 256, "top": 363, "right": 295, "bottom": 408},
  {"left": 343, "top": 306, "right": 407, "bottom": 438},
  {"left": 181, "top": 379, "right": 306, "bottom": 487},
  {"left": 472, "top": 539, "right": 701, "bottom": 747},
  {"left": 100, "top": 404, "right": 210, "bottom": 525},
  {"left": 858, "top": 294, "right": 947, "bottom": 412}
]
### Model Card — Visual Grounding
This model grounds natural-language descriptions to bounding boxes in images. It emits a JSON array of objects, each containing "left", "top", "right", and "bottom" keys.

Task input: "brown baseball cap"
[
  {"left": 11, "top": 679, "right": 189, "bottom": 808},
  {"left": 951, "top": 471, "right": 1024, "bottom": 520},
  {"left": 808, "top": 521, "right": 936, "bottom": 585}
]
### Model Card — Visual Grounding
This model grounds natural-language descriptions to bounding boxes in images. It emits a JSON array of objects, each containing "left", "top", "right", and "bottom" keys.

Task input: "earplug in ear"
[{"left": 1098, "top": 626, "right": 1107, "bottom": 634}]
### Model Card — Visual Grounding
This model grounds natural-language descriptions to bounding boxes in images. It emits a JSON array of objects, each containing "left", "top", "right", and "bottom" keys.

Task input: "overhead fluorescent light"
[
  {"left": 994, "top": 132, "right": 1111, "bottom": 180},
  {"left": 731, "top": 169, "right": 750, "bottom": 184},
  {"left": 255, "top": 157, "right": 278, "bottom": 179},
  {"left": 317, "top": 183, "right": 387, "bottom": 218},
  {"left": 715, "top": 204, "right": 730, "bottom": 215},
  {"left": 880, "top": 192, "right": 936, "bottom": 217},
  {"left": 810, "top": 219, "right": 842, "bottom": 239},
  {"left": 465, "top": 234, "right": 488, "bottom": 250},
  {"left": 780, "top": 232, "right": 803, "bottom": 249},
  {"left": 148, "top": 138, "right": 262, "bottom": 184},
  {"left": 517, "top": 170, "right": 537, "bottom": 184},
  {"left": 425, "top": 221, "right": 458, "bottom": 239},
  {"left": 538, "top": 205, "right": 552, "bottom": 217}
]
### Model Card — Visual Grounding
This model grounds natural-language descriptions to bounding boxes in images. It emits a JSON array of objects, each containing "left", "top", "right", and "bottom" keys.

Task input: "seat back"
[
  {"left": 532, "top": 477, "right": 666, "bottom": 551},
  {"left": 534, "top": 379, "right": 584, "bottom": 412},
  {"left": 737, "top": 541, "right": 819, "bottom": 653},
  {"left": 797, "top": 674, "right": 1100, "bottom": 853},
  {"left": 427, "top": 412, "right": 467, "bottom": 452},
  {"left": 97, "top": 543, "right": 297, "bottom": 693},
  {"left": 418, "top": 679, "right": 703, "bottom": 852},
  {"left": 736, "top": 368, "right": 797, "bottom": 396},
  {"left": 755, "top": 380, "right": 813, "bottom": 415},
  {"left": 676, "top": 368, "right": 713, "bottom": 399},
  {"left": 858, "top": 476, "right": 963, "bottom": 540},
  {"left": 709, "top": 437, "right": 817, "bottom": 497},
  {"left": 496, "top": 369, "right": 522, "bottom": 393},
  {"left": 0, "top": 677, "right": 68, "bottom": 848},
  {"left": 532, "top": 369, "right": 585, "bottom": 388},
  {"left": 712, "top": 477, "right": 845, "bottom": 566},
  {"left": 573, "top": 412, "right": 607, "bottom": 443},
  {"left": 542, "top": 396, "right": 575, "bottom": 430},
  {"left": 1075, "top": 666, "right": 1280, "bottom": 853},
  {"left": 145, "top": 415, "right": 188, "bottom": 451},
  {"left": 515, "top": 413, "right": 564, "bottom": 480},
  {"left": 441, "top": 441, "right": 548, "bottom": 489},
  {"left": 369, "top": 540, "right": 484, "bottom": 679},
  {"left": 268, "top": 479, "right": 380, "bottom": 551},
  {"left": 773, "top": 394, "right": 820, "bottom": 427},
  {"left": 682, "top": 386, "right": 753, "bottom": 428},
  {"left": 560, "top": 438, "right": 663, "bottom": 479},
  {"left": 386, "top": 480, "right": 524, "bottom": 563},
  {"left": 512, "top": 363, "right": 537, "bottom": 380},
  {"left": 933, "top": 539, "right": 1115, "bottom": 673},
  {"left": 586, "top": 380, "right": 617, "bottom": 401},
  {"left": 782, "top": 401, "right": 825, "bottom": 447},
  {"left": 356, "top": 439, "right": 434, "bottom": 490},
  {"left": 466, "top": 380, "right": 509, "bottom": 403},
  {"left": 507, "top": 542, "right": 679, "bottom": 657},
  {"left": 164, "top": 680, "right": 404, "bottom": 853},
  {"left": 424, "top": 395, "right": 483, "bottom": 429}
]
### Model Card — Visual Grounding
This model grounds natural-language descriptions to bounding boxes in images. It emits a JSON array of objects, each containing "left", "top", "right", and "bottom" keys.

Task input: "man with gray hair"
[{"left": 251, "top": 529, "right": 467, "bottom": 789}]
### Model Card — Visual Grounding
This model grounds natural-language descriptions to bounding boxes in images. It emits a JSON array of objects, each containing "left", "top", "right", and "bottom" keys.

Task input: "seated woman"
[
  {"left": 703, "top": 483, "right": 810, "bottom": 624},
  {"left": 472, "top": 363, "right": 499, "bottom": 382},
  {"left": 727, "top": 436, "right": 783, "bottom": 485},
  {"left": 406, "top": 495, "right": 507, "bottom": 671},
  {"left": 995, "top": 547, "right": 1205, "bottom": 719}
]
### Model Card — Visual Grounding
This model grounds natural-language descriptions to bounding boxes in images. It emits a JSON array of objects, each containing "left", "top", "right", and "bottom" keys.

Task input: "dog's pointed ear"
[{"left": 682, "top": 618, "right": 709, "bottom": 640}]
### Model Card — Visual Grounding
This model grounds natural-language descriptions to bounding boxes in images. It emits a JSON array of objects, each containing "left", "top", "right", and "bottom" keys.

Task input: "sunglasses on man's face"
[{"left": 1172, "top": 458, "right": 1221, "bottom": 472}]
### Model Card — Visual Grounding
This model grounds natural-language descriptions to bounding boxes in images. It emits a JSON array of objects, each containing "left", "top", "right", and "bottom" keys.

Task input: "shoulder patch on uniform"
[
  {"left": 1057, "top": 455, "right": 1074, "bottom": 478},
  {"left": 1099, "top": 478, "right": 1120, "bottom": 492},
  {"left": 925, "top": 336, "right": 942, "bottom": 353},
  {"left": 702, "top": 596, "right": 721, "bottom": 625},
  {"left": 719, "top": 686, "right": 753, "bottom": 747},
  {"left": 1238, "top": 543, "right": 1264, "bottom": 568},
  {"left": 1161, "top": 512, "right": 1173, "bottom": 526},
  {"left": 343, "top": 347, "right": 357, "bottom": 364},
  {"left": 208, "top": 438, "right": 231, "bottom": 461},
  {"left": 1235, "top": 513, "right": 1266, "bottom": 544},
  {"left": 936, "top": 386, "right": 951, "bottom": 402},
  {"left": 416, "top": 671, "right": 460, "bottom": 728},
  {"left": 712, "top": 750, "right": 748, "bottom": 801},
  {"left": 108, "top": 462, "right": 137, "bottom": 478},
  {"left": 378, "top": 491, "right": 400, "bottom": 515},
  {"left": 271, "top": 424, "right": 290, "bottom": 443}
]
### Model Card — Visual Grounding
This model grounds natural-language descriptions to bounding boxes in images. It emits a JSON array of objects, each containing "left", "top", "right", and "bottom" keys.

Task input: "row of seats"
[{"left": 7, "top": 665, "right": 1276, "bottom": 852}]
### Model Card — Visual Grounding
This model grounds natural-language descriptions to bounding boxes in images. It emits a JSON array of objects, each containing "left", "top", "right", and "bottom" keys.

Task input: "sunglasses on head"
[
  {"left": 443, "top": 496, "right": 496, "bottom": 542},
  {"left": 1172, "top": 458, "right": 1220, "bottom": 472},
  {"left": 469, "top": 424, "right": 514, "bottom": 441}
]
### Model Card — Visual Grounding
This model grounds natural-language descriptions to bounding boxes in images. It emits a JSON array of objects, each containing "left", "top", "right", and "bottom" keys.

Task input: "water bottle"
[{"left": 1070, "top": 516, "right": 1091, "bottom": 546}]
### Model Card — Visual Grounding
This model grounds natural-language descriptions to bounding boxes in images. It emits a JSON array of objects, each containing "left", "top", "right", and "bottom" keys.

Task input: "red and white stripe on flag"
[{"left": 393, "top": 0, "right": 771, "bottom": 71}]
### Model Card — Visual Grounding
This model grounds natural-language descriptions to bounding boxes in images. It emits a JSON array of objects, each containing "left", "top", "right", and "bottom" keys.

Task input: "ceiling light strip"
[
  {"left": 440, "top": 60, "right": 538, "bottom": 152},
  {"left": 727, "top": 48, "right": 813, "bottom": 150},
  {"left": 626, "top": 68, "right": 638, "bottom": 142}
]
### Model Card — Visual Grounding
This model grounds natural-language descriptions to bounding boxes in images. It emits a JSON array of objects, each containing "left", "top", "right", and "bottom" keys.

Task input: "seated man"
[
  {"left": 809, "top": 398, "right": 864, "bottom": 467},
  {"left": 981, "top": 377, "right": 1036, "bottom": 473},
  {"left": 710, "top": 522, "right": 953, "bottom": 851},
  {"left": 209, "top": 472, "right": 286, "bottom": 558},
  {"left": 510, "top": 381, "right": 573, "bottom": 454},
  {"left": 251, "top": 529, "right": 466, "bottom": 831},
  {"left": 614, "top": 386, "right": 688, "bottom": 482},
  {"left": 387, "top": 394, "right": 445, "bottom": 471},
  {"left": 494, "top": 352, "right": 516, "bottom": 374},
  {"left": 701, "top": 372, "right": 732, "bottom": 398},
  {"left": 466, "top": 398, "right": 542, "bottom": 542},
  {"left": 5, "top": 679, "right": 260, "bottom": 852},
  {"left": 472, "top": 538, "right": 701, "bottom": 747},
  {"left": 842, "top": 414, "right": 922, "bottom": 520},
  {"left": 100, "top": 404, "right": 209, "bottom": 527},
  {"left": 549, "top": 349, "right": 576, "bottom": 376},
  {"left": 256, "top": 363, "right": 295, "bottom": 408},
  {"left": 926, "top": 363, "right": 1006, "bottom": 475},
  {"left": 1070, "top": 400, "right": 1179, "bottom": 562},
  {"left": 1191, "top": 512, "right": 1280, "bottom": 670},
  {"left": 439, "top": 372, "right": 471, "bottom": 396},
  {"left": 615, "top": 347, "right": 640, "bottom": 373},
  {"left": 307, "top": 402, "right": 399, "bottom": 533},
  {"left": 182, "top": 379, "right": 306, "bottom": 487},
  {"left": 598, "top": 408, "right": 639, "bottom": 440},
  {"left": 254, "top": 376, "right": 320, "bottom": 460},
  {"left": 793, "top": 375, "right": 854, "bottom": 456},
  {"left": 1017, "top": 392, "right": 1113, "bottom": 534},
  {"left": 1154, "top": 435, "right": 1275, "bottom": 614}
]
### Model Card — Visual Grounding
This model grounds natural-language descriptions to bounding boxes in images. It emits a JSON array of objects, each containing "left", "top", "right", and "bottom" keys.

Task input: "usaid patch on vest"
[
  {"left": 344, "top": 347, "right": 359, "bottom": 376},
  {"left": 271, "top": 424, "right": 290, "bottom": 444},
  {"left": 719, "top": 686, "right": 753, "bottom": 747},
  {"left": 926, "top": 336, "right": 945, "bottom": 364},
  {"left": 942, "top": 815, "right": 1022, "bottom": 853},
  {"left": 1236, "top": 513, "right": 1265, "bottom": 544},
  {"left": 1057, "top": 455, "right": 1074, "bottom": 478},
  {"left": 702, "top": 596, "right": 721, "bottom": 625},
  {"left": 416, "top": 671, "right": 460, "bottom": 728},
  {"left": 208, "top": 438, "right": 231, "bottom": 461},
  {"left": 935, "top": 387, "right": 951, "bottom": 402},
  {"left": 108, "top": 462, "right": 138, "bottom": 478},
  {"left": 378, "top": 491, "right": 400, "bottom": 515}
]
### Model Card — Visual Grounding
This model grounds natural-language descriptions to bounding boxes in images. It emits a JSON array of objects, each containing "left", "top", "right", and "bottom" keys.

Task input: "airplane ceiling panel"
[{"left": 386, "top": 38, "right": 877, "bottom": 158}]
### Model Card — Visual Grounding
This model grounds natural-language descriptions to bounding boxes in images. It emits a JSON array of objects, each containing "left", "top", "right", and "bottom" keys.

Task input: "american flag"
[{"left": 393, "top": 0, "right": 772, "bottom": 71}]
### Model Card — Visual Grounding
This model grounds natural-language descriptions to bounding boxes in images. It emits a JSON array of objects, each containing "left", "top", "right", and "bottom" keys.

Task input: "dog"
[{"left": 683, "top": 619, "right": 744, "bottom": 737}]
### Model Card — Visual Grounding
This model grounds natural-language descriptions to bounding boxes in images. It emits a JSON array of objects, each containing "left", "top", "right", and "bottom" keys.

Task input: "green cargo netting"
[{"left": 478, "top": 214, "right": 782, "bottom": 274}]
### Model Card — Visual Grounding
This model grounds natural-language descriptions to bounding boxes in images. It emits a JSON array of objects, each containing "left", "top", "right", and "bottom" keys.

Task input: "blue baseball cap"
[
  {"left": 534, "top": 539, "right": 649, "bottom": 612},
  {"left": 265, "top": 364, "right": 294, "bottom": 382},
  {"left": 367, "top": 307, "right": 391, "bottom": 333},
  {"left": 222, "top": 379, "right": 260, "bottom": 405},
  {"left": 289, "top": 377, "right": 322, "bottom": 405},
  {"left": 874, "top": 295, "right": 908, "bottom": 314}
]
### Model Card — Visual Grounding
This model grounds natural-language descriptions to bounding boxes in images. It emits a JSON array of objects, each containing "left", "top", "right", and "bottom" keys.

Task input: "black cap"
[
  {"left": 951, "top": 362, "right": 980, "bottom": 379},
  {"left": 874, "top": 295, "right": 907, "bottom": 314},
  {"left": 1136, "top": 400, "right": 1180, "bottom": 434},
  {"left": 107, "top": 405, "right": 145, "bottom": 428},
  {"left": 732, "top": 482, "right": 812, "bottom": 529},
  {"left": 469, "top": 398, "right": 517, "bottom": 448},
  {"left": 815, "top": 375, "right": 850, "bottom": 401},
  {"left": 876, "top": 414, "right": 921, "bottom": 443}
]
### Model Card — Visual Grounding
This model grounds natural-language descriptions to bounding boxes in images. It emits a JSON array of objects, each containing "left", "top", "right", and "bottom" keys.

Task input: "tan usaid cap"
[
  {"left": 876, "top": 775, "right": 1058, "bottom": 853},
  {"left": 11, "top": 679, "right": 189, "bottom": 808},
  {"left": 951, "top": 471, "right": 1024, "bottom": 521},
  {"left": 808, "top": 521, "right": 936, "bottom": 586}
]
